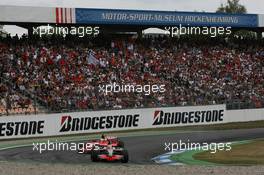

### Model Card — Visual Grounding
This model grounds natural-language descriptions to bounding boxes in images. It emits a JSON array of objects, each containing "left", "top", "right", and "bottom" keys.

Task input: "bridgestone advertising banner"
[{"left": 0, "top": 105, "right": 229, "bottom": 139}]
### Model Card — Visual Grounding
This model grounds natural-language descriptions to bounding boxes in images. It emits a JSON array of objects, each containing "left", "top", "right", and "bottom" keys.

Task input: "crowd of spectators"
[
  {"left": 0, "top": 35, "right": 263, "bottom": 113},
  {"left": 0, "top": 83, "right": 34, "bottom": 115}
]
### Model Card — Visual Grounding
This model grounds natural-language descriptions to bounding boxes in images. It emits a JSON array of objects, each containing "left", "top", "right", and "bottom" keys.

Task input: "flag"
[{"left": 87, "top": 50, "right": 99, "bottom": 65}]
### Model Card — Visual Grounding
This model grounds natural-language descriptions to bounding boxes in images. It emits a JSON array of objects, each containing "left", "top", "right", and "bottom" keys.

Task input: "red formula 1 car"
[
  {"left": 78, "top": 135, "right": 124, "bottom": 154},
  {"left": 91, "top": 144, "right": 129, "bottom": 163}
]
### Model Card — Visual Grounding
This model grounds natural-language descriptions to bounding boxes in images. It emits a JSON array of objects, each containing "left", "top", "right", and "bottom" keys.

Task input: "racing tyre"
[
  {"left": 91, "top": 150, "right": 99, "bottom": 162},
  {"left": 121, "top": 150, "right": 129, "bottom": 163},
  {"left": 118, "top": 141, "right": 125, "bottom": 147}
]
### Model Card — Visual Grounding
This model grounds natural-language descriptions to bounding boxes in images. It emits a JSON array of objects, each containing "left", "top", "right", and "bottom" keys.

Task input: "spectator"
[{"left": 0, "top": 35, "right": 263, "bottom": 113}]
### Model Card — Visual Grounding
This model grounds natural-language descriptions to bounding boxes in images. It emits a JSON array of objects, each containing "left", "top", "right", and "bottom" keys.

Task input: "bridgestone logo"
[
  {"left": 153, "top": 110, "right": 224, "bottom": 125},
  {"left": 0, "top": 121, "right": 45, "bottom": 136},
  {"left": 59, "top": 114, "right": 140, "bottom": 132}
]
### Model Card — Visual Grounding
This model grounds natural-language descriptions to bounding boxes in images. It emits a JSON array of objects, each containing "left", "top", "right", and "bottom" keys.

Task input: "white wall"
[
  {"left": 259, "top": 14, "right": 264, "bottom": 27},
  {"left": 0, "top": 6, "right": 56, "bottom": 23},
  {"left": 226, "top": 108, "right": 264, "bottom": 123},
  {"left": 0, "top": 104, "right": 263, "bottom": 140}
]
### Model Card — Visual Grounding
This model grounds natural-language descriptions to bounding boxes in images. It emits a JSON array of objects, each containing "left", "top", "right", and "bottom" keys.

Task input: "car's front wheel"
[
  {"left": 121, "top": 150, "right": 129, "bottom": 163},
  {"left": 118, "top": 141, "right": 125, "bottom": 147}
]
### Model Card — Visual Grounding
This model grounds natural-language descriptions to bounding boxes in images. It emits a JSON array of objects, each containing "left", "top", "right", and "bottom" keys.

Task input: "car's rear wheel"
[
  {"left": 121, "top": 150, "right": 129, "bottom": 163},
  {"left": 91, "top": 150, "right": 99, "bottom": 162}
]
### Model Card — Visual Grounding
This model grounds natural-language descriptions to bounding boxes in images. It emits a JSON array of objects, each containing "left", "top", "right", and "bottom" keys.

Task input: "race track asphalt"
[{"left": 0, "top": 128, "right": 264, "bottom": 164}]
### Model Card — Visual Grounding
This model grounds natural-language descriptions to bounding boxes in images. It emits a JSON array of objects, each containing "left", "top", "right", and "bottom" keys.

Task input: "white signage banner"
[
  {"left": 0, "top": 105, "right": 229, "bottom": 140},
  {"left": 259, "top": 14, "right": 264, "bottom": 27}
]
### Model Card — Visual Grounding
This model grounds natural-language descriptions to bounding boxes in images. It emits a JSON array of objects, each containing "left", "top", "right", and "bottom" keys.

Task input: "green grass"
[{"left": 193, "top": 139, "right": 264, "bottom": 165}]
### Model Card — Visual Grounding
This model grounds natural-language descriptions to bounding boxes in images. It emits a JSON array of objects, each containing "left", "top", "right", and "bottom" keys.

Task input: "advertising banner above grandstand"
[
  {"left": 75, "top": 8, "right": 259, "bottom": 28},
  {"left": 0, "top": 6, "right": 263, "bottom": 28}
]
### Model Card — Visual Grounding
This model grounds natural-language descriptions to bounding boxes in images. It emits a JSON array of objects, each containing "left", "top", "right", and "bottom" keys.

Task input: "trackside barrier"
[{"left": 0, "top": 104, "right": 263, "bottom": 140}]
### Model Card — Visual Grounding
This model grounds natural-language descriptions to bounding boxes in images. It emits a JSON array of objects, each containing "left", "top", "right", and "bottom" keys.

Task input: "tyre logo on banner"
[
  {"left": 153, "top": 109, "right": 224, "bottom": 125},
  {"left": 59, "top": 114, "right": 140, "bottom": 132}
]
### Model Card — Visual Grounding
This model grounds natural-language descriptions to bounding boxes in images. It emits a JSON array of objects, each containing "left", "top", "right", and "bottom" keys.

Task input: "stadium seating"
[
  {"left": 0, "top": 83, "right": 38, "bottom": 116},
  {"left": 0, "top": 35, "right": 263, "bottom": 115}
]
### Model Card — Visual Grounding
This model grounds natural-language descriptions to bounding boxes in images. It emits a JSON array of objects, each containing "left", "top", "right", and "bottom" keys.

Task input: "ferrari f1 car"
[
  {"left": 90, "top": 144, "right": 129, "bottom": 163},
  {"left": 78, "top": 135, "right": 124, "bottom": 154}
]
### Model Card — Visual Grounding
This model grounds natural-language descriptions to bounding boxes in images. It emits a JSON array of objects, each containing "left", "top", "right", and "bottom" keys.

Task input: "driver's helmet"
[{"left": 107, "top": 139, "right": 112, "bottom": 145}]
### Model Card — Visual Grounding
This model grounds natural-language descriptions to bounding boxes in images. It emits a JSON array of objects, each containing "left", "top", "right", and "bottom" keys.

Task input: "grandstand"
[{"left": 0, "top": 5, "right": 263, "bottom": 116}]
